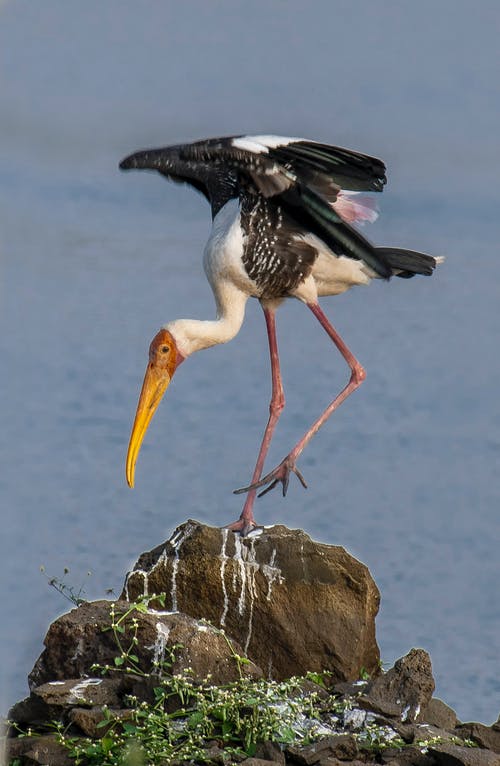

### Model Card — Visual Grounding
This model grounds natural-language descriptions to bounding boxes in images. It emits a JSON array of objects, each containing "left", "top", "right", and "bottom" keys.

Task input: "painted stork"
[{"left": 121, "top": 135, "right": 441, "bottom": 535}]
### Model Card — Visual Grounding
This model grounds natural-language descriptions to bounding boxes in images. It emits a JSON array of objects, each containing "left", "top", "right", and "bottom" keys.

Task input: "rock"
[
  {"left": 325, "top": 734, "right": 358, "bottom": 760},
  {"left": 455, "top": 723, "right": 500, "bottom": 754},
  {"left": 319, "top": 760, "right": 366, "bottom": 766},
  {"left": 397, "top": 723, "right": 468, "bottom": 749},
  {"left": 254, "top": 740, "right": 286, "bottom": 764},
  {"left": 5, "top": 733, "right": 73, "bottom": 766},
  {"left": 363, "top": 649, "right": 435, "bottom": 723},
  {"left": 9, "top": 677, "right": 122, "bottom": 725},
  {"left": 357, "top": 693, "right": 402, "bottom": 718},
  {"left": 332, "top": 680, "right": 369, "bottom": 698},
  {"left": 28, "top": 599, "right": 261, "bottom": 692},
  {"left": 8, "top": 693, "right": 57, "bottom": 727},
  {"left": 381, "top": 747, "right": 434, "bottom": 766},
  {"left": 286, "top": 734, "right": 358, "bottom": 764},
  {"left": 419, "top": 698, "right": 459, "bottom": 730},
  {"left": 68, "top": 705, "right": 108, "bottom": 737},
  {"left": 35, "top": 677, "right": 120, "bottom": 707},
  {"left": 121, "top": 520, "right": 380, "bottom": 681},
  {"left": 202, "top": 742, "right": 244, "bottom": 763},
  {"left": 68, "top": 706, "right": 133, "bottom": 737},
  {"left": 8, "top": 521, "right": 497, "bottom": 766},
  {"left": 429, "top": 743, "right": 500, "bottom": 766},
  {"left": 392, "top": 722, "right": 417, "bottom": 743}
]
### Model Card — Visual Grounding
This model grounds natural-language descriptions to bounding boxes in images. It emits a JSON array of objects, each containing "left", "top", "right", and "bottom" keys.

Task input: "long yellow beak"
[{"left": 126, "top": 329, "right": 179, "bottom": 488}]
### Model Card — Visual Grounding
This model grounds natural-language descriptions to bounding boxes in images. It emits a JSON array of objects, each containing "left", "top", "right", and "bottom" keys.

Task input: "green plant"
[
  {"left": 305, "top": 670, "right": 332, "bottom": 688},
  {"left": 55, "top": 673, "right": 325, "bottom": 765},
  {"left": 356, "top": 722, "right": 406, "bottom": 752}
]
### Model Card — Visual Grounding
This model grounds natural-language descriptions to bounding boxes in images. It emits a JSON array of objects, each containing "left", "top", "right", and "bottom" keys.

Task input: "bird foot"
[
  {"left": 224, "top": 516, "right": 261, "bottom": 536},
  {"left": 234, "top": 457, "right": 308, "bottom": 498}
]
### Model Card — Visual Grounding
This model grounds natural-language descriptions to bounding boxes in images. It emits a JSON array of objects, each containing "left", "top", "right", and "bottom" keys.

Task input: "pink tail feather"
[{"left": 332, "top": 191, "right": 379, "bottom": 224}]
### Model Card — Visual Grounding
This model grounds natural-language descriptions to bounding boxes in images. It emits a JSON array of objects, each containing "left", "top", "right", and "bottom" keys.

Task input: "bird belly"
[
  {"left": 203, "top": 198, "right": 261, "bottom": 298},
  {"left": 313, "top": 252, "right": 376, "bottom": 296},
  {"left": 302, "top": 234, "right": 378, "bottom": 297}
]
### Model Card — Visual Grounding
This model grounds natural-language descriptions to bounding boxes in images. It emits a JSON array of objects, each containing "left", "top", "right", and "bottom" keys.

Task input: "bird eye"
[{"left": 161, "top": 345, "right": 170, "bottom": 353}]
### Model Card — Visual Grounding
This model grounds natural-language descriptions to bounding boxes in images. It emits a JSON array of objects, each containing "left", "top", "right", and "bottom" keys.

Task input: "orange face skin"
[
  {"left": 147, "top": 328, "right": 180, "bottom": 379},
  {"left": 126, "top": 328, "right": 184, "bottom": 488}
]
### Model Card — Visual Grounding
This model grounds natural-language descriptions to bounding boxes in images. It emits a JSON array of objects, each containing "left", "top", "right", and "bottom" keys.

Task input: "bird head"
[{"left": 126, "top": 327, "right": 185, "bottom": 488}]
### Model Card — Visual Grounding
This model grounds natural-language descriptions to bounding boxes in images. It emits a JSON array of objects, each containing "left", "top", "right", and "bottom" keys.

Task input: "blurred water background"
[{"left": 1, "top": 0, "right": 499, "bottom": 724}]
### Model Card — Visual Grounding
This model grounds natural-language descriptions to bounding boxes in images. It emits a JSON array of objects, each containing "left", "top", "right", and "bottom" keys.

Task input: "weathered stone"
[
  {"left": 254, "top": 740, "right": 286, "bottom": 764},
  {"left": 319, "top": 760, "right": 366, "bottom": 766},
  {"left": 39, "top": 677, "right": 122, "bottom": 707},
  {"left": 6, "top": 733, "right": 73, "bottom": 766},
  {"left": 28, "top": 599, "right": 261, "bottom": 693},
  {"left": 392, "top": 723, "right": 416, "bottom": 743},
  {"left": 240, "top": 759, "right": 283, "bottom": 765},
  {"left": 202, "top": 742, "right": 244, "bottom": 763},
  {"left": 358, "top": 692, "right": 402, "bottom": 718},
  {"left": 8, "top": 694, "right": 56, "bottom": 727},
  {"left": 286, "top": 735, "right": 358, "bottom": 765},
  {"left": 429, "top": 743, "right": 500, "bottom": 766},
  {"left": 327, "top": 735, "right": 358, "bottom": 760},
  {"left": 419, "top": 698, "right": 459, "bottom": 730},
  {"left": 286, "top": 739, "right": 329, "bottom": 765},
  {"left": 68, "top": 705, "right": 107, "bottom": 737},
  {"left": 332, "top": 680, "right": 369, "bottom": 698},
  {"left": 395, "top": 722, "right": 465, "bottom": 748},
  {"left": 363, "top": 649, "right": 435, "bottom": 723},
  {"left": 68, "top": 706, "right": 133, "bottom": 737},
  {"left": 382, "top": 747, "right": 434, "bottom": 766},
  {"left": 121, "top": 520, "right": 380, "bottom": 682},
  {"left": 9, "top": 676, "right": 122, "bottom": 727},
  {"left": 455, "top": 723, "right": 500, "bottom": 754}
]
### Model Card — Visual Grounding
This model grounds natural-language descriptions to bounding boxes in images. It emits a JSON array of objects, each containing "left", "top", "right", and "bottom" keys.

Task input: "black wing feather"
[
  {"left": 119, "top": 135, "right": 386, "bottom": 201},
  {"left": 281, "top": 185, "right": 392, "bottom": 279},
  {"left": 120, "top": 146, "right": 210, "bottom": 198},
  {"left": 270, "top": 140, "right": 386, "bottom": 193},
  {"left": 119, "top": 135, "right": 391, "bottom": 276},
  {"left": 172, "top": 135, "right": 386, "bottom": 195}
]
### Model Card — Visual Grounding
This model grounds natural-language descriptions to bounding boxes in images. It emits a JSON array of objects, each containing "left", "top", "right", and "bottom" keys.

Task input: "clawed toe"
[
  {"left": 234, "top": 459, "right": 307, "bottom": 498},
  {"left": 224, "top": 517, "right": 261, "bottom": 536}
]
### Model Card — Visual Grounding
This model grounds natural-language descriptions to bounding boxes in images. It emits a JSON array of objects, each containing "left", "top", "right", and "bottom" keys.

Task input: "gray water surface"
[{"left": 1, "top": 1, "right": 499, "bottom": 724}]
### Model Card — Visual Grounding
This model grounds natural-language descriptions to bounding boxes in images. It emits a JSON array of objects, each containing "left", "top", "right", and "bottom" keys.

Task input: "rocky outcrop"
[
  {"left": 429, "top": 743, "right": 500, "bottom": 766},
  {"left": 6, "top": 646, "right": 500, "bottom": 766},
  {"left": 28, "top": 598, "right": 262, "bottom": 690},
  {"left": 4, "top": 521, "right": 500, "bottom": 766},
  {"left": 360, "top": 648, "right": 435, "bottom": 722},
  {"left": 455, "top": 723, "right": 500, "bottom": 754},
  {"left": 121, "top": 520, "right": 381, "bottom": 682}
]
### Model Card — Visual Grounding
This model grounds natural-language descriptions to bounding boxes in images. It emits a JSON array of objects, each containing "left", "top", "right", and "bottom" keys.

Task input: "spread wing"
[{"left": 120, "top": 134, "right": 392, "bottom": 278}]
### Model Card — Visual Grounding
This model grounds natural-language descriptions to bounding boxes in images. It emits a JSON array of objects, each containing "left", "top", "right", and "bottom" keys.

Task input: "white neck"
[{"left": 165, "top": 282, "right": 248, "bottom": 357}]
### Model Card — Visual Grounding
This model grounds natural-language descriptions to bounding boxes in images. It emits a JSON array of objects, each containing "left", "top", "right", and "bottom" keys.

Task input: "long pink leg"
[
  {"left": 237, "top": 301, "right": 366, "bottom": 497},
  {"left": 226, "top": 306, "right": 286, "bottom": 534}
]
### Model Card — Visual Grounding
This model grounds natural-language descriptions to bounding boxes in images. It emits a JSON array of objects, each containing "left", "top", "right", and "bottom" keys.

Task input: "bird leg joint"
[
  {"left": 351, "top": 363, "right": 366, "bottom": 386},
  {"left": 269, "top": 393, "right": 285, "bottom": 417}
]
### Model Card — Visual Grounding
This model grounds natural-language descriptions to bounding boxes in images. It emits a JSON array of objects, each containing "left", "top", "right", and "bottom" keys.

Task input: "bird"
[{"left": 120, "top": 134, "right": 442, "bottom": 535}]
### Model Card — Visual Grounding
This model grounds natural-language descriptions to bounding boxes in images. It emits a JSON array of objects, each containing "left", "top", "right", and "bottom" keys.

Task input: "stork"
[{"left": 121, "top": 135, "right": 441, "bottom": 535}]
